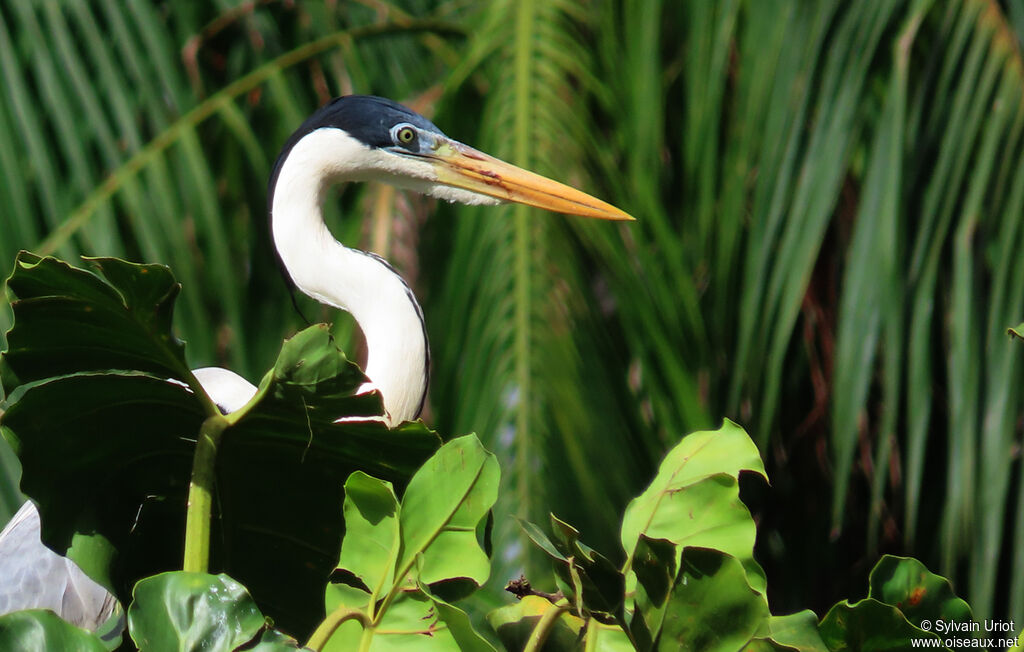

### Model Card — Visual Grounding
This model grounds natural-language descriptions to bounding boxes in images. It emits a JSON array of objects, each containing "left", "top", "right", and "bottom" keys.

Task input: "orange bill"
[{"left": 428, "top": 140, "right": 634, "bottom": 221}]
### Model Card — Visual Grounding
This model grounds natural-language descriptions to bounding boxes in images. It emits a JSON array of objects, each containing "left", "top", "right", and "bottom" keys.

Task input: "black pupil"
[{"left": 400, "top": 128, "right": 413, "bottom": 142}]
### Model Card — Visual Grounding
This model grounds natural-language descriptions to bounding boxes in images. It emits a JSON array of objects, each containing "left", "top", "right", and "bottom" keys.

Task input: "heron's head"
[{"left": 274, "top": 95, "right": 633, "bottom": 221}]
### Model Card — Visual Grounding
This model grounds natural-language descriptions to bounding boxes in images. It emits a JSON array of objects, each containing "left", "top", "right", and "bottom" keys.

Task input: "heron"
[{"left": 0, "top": 95, "right": 632, "bottom": 633}]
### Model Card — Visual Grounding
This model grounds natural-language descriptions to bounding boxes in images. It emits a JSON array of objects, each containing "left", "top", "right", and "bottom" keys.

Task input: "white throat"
[{"left": 270, "top": 128, "right": 428, "bottom": 425}]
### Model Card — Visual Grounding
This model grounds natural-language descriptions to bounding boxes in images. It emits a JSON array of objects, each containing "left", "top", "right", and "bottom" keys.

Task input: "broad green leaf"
[
  {"left": 632, "top": 536, "right": 677, "bottom": 608},
  {"left": 626, "top": 473, "right": 763, "bottom": 592},
  {"left": 868, "top": 555, "right": 972, "bottom": 627},
  {"left": 742, "top": 642, "right": 784, "bottom": 652},
  {"left": 264, "top": 324, "right": 378, "bottom": 412},
  {"left": 1, "top": 253, "right": 189, "bottom": 393},
  {"left": 324, "top": 581, "right": 372, "bottom": 613},
  {"left": 621, "top": 420, "right": 767, "bottom": 561},
  {"left": 1, "top": 371, "right": 203, "bottom": 594},
  {"left": 323, "top": 589, "right": 489, "bottom": 652},
  {"left": 128, "top": 572, "right": 268, "bottom": 651},
  {"left": 519, "top": 518, "right": 569, "bottom": 562},
  {"left": 745, "top": 611, "right": 829, "bottom": 652},
  {"left": 322, "top": 581, "right": 371, "bottom": 644},
  {"left": 397, "top": 434, "right": 499, "bottom": 587},
  {"left": 336, "top": 472, "right": 400, "bottom": 600},
  {"left": 547, "top": 514, "right": 625, "bottom": 618},
  {"left": 487, "top": 596, "right": 584, "bottom": 652},
  {"left": 658, "top": 548, "right": 770, "bottom": 652},
  {"left": 584, "top": 621, "right": 635, "bottom": 652},
  {"left": 200, "top": 327, "right": 440, "bottom": 637},
  {"left": 818, "top": 598, "right": 941, "bottom": 652},
  {"left": 2, "top": 363, "right": 438, "bottom": 640},
  {"left": 1008, "top": 323, "right": 1024, "bottom": 340},
  {"left": 520, "top": 514, "right": 625, "bottom": 618},
  {"left": 422, "top": 587, "right": 498, "bottom": 652},
  {"left": 1, "top": 258, "right": 441, "bottom": 640},
  {"left": 629, "top": 536, "right": 677, "bottom": 649},
  {"left": 0, "top": 609, "right": 107, "bottom": 651}
]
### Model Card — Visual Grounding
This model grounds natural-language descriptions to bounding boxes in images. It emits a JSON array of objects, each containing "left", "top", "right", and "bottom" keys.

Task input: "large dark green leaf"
[
  {"left": 0, "top": 256, "right": 440, "bottom": 640},
  {"left": 0, "top": 609, "right": 108, "bottom": 652},
  {"left": 818, "top": 599, "right": 940, "bottom": 652},
  {"left": 658, "top": 548, "right": 770, "bottom": 652},
  {"left": 520, "top": 514, "right": 626, "bottom": 619},
  {"left": 745, "top": 612, "right": 829, "bottom": 652},
  {"left": 127, "top": 572, "right": 290, "bottom": 651},
  {"left": 868, "top": 555, "right": 972, "bottom": 627},
  {"left": 1, "top": 253, "right": 189, "bottom": 393}
]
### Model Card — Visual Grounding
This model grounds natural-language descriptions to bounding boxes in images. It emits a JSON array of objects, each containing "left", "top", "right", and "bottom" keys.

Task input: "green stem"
[
  {"left": 181, "top": 371, "right": 266, "bottom": 573},
  {"left": 306, "top": 606, "right": 370, "bottom": 651},
  {"left": 523, "top": 599, "right": 570, "bottom": 652},
  {"left": 358, "top": 623, "right": 375, "bottom": 652},
  {"left": 182, "top": 414, "right": 229, "bottom": 572}
]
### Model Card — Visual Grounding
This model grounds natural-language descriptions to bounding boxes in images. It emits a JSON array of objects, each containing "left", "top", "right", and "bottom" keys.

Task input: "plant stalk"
[
  {"left": 183, "top": 414, "right": 229, "bottom": 573},
  {"left": 523, "top": 599, "right": 570, "bottom": 652},
  {"left": 306, "top": 606, "right": 370, "bottom": 651}
]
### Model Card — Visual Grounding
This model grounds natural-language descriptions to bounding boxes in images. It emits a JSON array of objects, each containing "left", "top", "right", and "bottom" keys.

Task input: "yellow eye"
[{"left": 397, "top": 126, "right": 416, "bottom": 144}]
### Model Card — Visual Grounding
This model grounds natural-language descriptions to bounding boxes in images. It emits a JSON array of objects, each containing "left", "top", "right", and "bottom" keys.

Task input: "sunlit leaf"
[
  {"left": 867, "top": 555, "right": 972, "bottom": 627},
  {"left": 487, "top": 595, "right": 583, "bottom": 652},
  {"left": 745, "top": 611, "right": 829, "bottom": 652},
  {"left": 323, "top": 589, "right": 489, "bottom": 652},
  {"left": 335, "top": 472, "right": 400, "bottom": 599},
  {"left": 0, "top": 609, "right": 107, "bottom": 652},
  {"left": 127, "top": 572, "right": 270, "bottom": 651},
  {"left": 658, "top": 548, "right": 770, "bottom": 652},
  {"left": 818, "top": 599, "right": 940, "bottom": 652},
  {"left": 397, "top": 434, "right": 499, "bottom": 587},
  {"left": 621, "top": 421, "right": 767, "bottom": 593}
]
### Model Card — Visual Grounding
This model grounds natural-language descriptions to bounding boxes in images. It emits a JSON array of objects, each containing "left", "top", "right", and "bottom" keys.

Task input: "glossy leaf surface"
[
  {"left": 868, "top": 555, "right": 973, "bottom": 627},
  {"left": 128, "top": 572, "right": 265, "bottom": 650},
  {"left": 0, "top": 609, "right": 107, "bottom": 652},
  {"left": 818, "top": 599, "right": 940, "bottom": 652}
]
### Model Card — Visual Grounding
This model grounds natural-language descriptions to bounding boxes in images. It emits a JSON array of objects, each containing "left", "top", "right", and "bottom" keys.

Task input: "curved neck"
[{"left": 269, "top": 129, "right": 428, "bottom": 425}]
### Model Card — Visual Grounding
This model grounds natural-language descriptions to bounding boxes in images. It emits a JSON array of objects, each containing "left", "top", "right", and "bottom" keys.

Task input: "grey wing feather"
[{"left": 0, "top": 501, "right": 118, "bottom": 632}]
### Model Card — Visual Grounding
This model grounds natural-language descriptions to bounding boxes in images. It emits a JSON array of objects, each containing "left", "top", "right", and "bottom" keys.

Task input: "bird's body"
[
  {"left": 0, "top": 501, "right": 117, "bottom": 632},
  {"left": 0, "top": 95, "right": 631, "bottom": 630}
]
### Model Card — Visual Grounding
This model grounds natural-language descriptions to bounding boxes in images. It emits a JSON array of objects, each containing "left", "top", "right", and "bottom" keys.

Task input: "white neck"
[{"left": 270, "top": 129, "right": 428, "bottom": 425}]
